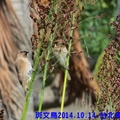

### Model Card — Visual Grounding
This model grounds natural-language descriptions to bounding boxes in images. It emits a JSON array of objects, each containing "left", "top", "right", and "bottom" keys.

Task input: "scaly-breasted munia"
[
  {"left": 15, "top": 50, "right": 32, "bottom": 94},
  {"left": 52, "top": 45, "right": 71, "bottom": 80}
]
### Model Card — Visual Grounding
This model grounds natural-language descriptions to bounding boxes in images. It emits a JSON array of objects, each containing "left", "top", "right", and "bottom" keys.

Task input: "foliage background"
[{"left": 79, "top": 0, "right": 117, "bottom": 61}]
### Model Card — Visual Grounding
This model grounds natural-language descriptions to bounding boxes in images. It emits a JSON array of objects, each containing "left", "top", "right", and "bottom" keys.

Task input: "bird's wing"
[
  {"left": 15, "top": 63, "right": 22, "bottom": 85},
  {"left": 15, "top": 58, "right": 25, "bottom": 85}
]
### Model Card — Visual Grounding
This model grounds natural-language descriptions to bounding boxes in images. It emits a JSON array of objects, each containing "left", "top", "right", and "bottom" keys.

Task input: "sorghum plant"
[
  {"left": 21, "top": 0, "right": 80, "bottom": 119},
  {"left": 96, "top": 15, "right": 120, "bottom": 119},
  {"left": 0, "top": 109, "right": 4, "bottom": 120}
]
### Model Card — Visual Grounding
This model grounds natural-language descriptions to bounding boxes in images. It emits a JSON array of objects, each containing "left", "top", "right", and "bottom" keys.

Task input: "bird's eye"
[{"left": 20, "top": 51, "right": 23, "bottom": 53}]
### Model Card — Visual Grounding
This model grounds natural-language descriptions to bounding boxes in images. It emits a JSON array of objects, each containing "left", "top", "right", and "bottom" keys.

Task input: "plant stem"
[
  {"left": 38, "top": 1, "right": 58, "bottom": 118},
  {"left": 60, "top": 1, "right": 78, "bottom": 119},
  {"left": 60, "top": 40, "right": 72, "bottom": 120},
  {"left": 21, "top": 41, "right": 43, "bottom": 120},
  {"left": 79, "top": 16, "right": 96, "bottom": 24},
  {"left": 38, "top": 34, "right": 53, "bottom": 115}
]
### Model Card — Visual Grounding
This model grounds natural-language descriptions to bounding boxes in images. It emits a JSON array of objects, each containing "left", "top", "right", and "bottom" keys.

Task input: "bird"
[
  {"left": 15, "top": 50, "right": 32, "bottom": 94},
  {"left": 52, "top": 45, "right": 71, "bottom": 80}
]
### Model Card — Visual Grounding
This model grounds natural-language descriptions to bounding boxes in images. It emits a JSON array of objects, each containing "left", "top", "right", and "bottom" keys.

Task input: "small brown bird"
[
  {"left": 52, "top": 45, "right": 71, "bottom": 80},
  {"left": 15, "top": 50, "right": 32, "bottom": 94}
]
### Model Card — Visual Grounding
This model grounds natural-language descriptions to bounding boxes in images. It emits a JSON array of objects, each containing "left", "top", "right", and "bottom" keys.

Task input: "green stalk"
[
  {"left": 38, "top": 1, "right": 58, "bottom": 117},
  {"left": 82, "top": 38, "right": 90, "bottom": 57},
  {"left": 60, "top": 1, "right": 78, "bottom": 120},
  {"left": 21, "top": 0, "right": 57, "bottom": 119},
  {"left": 79, "top": 16, "right": 96, "bottom": 24},
  {"left": 60, "top": 39, "right": 72, "bottom": 118},
  {"left": 21, "top": 41, "right": 43, "bottom": 120},
  {"left": 38, "top": 33, "right": 53, "bottom": 114}
]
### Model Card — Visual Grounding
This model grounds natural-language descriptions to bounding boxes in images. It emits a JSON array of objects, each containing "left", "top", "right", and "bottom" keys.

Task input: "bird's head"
[{"left": 17, "top": 50, "right": 29, "bottom": 58}]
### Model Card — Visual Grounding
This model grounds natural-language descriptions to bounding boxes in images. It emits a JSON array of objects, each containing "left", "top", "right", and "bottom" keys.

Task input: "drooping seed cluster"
[
  {"left": 29, "top": 0, "right": 83, "bottom": 69},
  {"left": 96, "top": 15, "right": 120, "bottom": 115},
  {"left": 0, "top": 108, "right": 4, "bottom": 120}
]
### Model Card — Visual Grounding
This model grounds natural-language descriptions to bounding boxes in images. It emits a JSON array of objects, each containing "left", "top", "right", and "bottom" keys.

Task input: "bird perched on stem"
[
  {"left": 15, "top": 50, "right": 32, "bottom": 94},
  {"left": 52, "top": 45, "right": 71, "bottom": 80}
]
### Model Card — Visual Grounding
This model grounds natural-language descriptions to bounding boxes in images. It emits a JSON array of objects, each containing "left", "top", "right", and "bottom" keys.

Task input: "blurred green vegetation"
[
  {"left": 93, "top": 51, "right": 105, "bottom": 77},
  {"left": 79, "top": 0, "right": 117, "bottom": 58}
]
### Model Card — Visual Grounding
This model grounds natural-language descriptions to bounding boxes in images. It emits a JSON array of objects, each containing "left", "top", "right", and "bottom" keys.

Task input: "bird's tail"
[
  {"left": 67, "top": 72, "right": 71, "bottom": 80},
  {"left": 23, "top": 83, "right": 28, "bottom": 96}
]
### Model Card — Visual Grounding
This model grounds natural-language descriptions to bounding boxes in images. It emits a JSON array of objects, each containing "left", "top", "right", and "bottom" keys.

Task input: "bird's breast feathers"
[
  {"left": 15, "top": 57, "right": 32, "bottom": 82},
  {"left": 25, "top": 61, "right": 32, "bottom": 80}
]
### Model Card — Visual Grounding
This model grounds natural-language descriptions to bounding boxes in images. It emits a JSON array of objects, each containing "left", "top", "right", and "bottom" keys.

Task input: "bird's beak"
[{"left": 24, "top": 51, "right": 29, "bottom": 55}]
